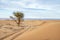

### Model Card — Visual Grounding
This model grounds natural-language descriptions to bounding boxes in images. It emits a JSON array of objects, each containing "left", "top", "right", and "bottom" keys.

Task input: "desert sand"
[{"left": 0, "top": 20, "right": 60, "bottom": 40}]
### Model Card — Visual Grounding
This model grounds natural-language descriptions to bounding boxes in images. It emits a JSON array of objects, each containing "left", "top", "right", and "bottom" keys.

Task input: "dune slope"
[{"left": 14, "top": 22, "right": 60, "bottom": 40}]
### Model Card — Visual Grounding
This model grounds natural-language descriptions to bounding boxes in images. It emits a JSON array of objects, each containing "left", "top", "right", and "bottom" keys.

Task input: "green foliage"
[{"left": 13, "top": 12, "right": 24, "bottom": 18}]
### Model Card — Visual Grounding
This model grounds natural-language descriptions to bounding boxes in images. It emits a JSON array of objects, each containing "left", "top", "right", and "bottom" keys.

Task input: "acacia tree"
[{"left": 10, "top": 11, "right": 24, "bottom": 27}]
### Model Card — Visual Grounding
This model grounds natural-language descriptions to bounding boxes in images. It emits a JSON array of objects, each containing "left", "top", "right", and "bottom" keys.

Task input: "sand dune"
[
  {"left": 14, "top": 21, "right": 60, "bottom": 40},
  {"left": 0, "top": 20, "right": 60, "bottom": 40}
]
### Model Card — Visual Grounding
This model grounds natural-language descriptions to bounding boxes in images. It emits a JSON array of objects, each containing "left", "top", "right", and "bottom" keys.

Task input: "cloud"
[{"left": 0, "top": 0, "right": 60, "bottom": 18}]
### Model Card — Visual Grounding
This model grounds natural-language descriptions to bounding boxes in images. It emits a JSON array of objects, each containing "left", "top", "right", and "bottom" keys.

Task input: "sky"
[{"left": 0, "top": 0, "right": 60, "bottom": 19}]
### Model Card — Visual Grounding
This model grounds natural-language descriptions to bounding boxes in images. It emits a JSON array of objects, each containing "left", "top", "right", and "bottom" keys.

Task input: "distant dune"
[{"left": 0, "top": 18, "right": 60, "bottom": 20}]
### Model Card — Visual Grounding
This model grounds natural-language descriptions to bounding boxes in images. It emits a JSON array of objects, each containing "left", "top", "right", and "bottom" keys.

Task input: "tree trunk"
[{"left": 17, "top": 18, "right": 20, "bottom": 27}]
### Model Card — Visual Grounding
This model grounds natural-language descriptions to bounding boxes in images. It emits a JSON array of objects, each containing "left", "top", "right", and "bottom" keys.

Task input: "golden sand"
[{"left": 0, "top": 20, "right": 60, "bottom": 40}]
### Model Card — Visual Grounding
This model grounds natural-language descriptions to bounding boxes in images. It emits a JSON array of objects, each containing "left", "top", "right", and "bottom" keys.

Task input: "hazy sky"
[{"left": 0, "top": 0, "right": 60, "bottom": 19}]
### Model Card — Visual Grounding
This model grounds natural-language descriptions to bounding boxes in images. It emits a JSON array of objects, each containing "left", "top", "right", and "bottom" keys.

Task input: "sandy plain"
[{"left": 0, "top": 20, "right": 60, "bottom": 40}]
